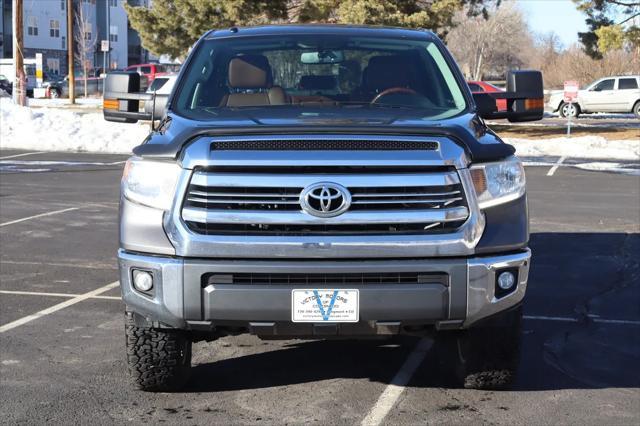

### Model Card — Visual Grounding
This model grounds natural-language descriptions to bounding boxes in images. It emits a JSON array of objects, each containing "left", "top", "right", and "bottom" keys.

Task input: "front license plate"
[{"left": 291, "top": 289, "right": 359, "bottom": 323}]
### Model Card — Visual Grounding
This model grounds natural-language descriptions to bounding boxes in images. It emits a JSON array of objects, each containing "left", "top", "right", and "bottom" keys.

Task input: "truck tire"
[
  {"left": 436, "top": 305, "right": 522, "bottom": 390},
  {"left": 633, "top": 101, "right": 640, "bottom": 119},
  {"left": 559, "top": 102, "right": 580, "bottom": 118},
  {"left": 124, "top": 312, "right": 192, "bottom": 392}
]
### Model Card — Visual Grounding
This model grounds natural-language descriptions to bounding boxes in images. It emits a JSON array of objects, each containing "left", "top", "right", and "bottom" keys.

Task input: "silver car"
[{"left": 548, "top": 75, "right": 640, "bottom": 118}]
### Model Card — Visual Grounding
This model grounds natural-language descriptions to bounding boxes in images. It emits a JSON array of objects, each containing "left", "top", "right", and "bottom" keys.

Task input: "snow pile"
[
  {"left": 1, "top": 99, "right": 638, "bottom": 159},
  {"left": 0, "top": 99, "right": 149, "bottom": 154},
  {"left": 27, "top": 97, "right": 103, "bottom": 108},
  {"left": 505, "top": 136, "right": 640, "bottom": 160}
]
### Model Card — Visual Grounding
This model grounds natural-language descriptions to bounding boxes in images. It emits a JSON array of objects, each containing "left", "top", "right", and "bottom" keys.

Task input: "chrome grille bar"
[{"left": 182, "top": 206, "right": 469, "bottom": 225}]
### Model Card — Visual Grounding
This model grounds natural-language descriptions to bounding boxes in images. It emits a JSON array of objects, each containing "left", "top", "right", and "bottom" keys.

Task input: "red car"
[
  {"left": 468, "top": 81, "right": 507, "bottom": 112},
  {"left": 124, "top": 63, "right": 175, "bottom": 84}
]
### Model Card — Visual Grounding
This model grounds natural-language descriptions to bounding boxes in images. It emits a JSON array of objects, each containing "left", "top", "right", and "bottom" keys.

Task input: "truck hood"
[{"left": 134, "top": 108, "right": 515, "bottom": 163}]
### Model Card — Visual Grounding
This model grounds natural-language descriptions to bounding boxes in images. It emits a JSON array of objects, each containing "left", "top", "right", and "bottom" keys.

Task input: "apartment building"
[{"left": 0, "top": 0, "right": 150, "bottom": 76}]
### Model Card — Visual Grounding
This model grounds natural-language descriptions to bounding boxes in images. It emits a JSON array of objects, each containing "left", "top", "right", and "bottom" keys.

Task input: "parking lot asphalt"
[{"left": 0, "top": 149, "right": 639, "bottom": 425}]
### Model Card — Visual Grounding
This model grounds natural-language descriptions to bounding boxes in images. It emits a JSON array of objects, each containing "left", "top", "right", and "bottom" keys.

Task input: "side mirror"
[
  {"left": 103, "top": 71, "right": 153, "bottom": 123},
  {"left": 474, "top": 70, "right": 544, "bottom": 122},
  {"left": 593, "top": 86, "right": 601, "bottom": 92}
]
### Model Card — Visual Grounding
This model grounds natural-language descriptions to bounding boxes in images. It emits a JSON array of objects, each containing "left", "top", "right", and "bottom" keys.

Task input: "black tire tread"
[
  {"left": 436, "top": 306, "right": 522, "bottom": 390},
  {"left": 125, "top": 312, "right": 191, "bottom": 392}
]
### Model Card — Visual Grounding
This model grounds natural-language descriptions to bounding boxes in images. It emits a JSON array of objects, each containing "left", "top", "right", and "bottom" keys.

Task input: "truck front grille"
[{"left": 181, "top": 170, "right": 469, "bottom": 236}]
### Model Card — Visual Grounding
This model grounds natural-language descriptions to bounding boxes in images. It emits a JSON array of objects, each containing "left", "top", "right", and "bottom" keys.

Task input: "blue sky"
[{"left": 516, "top": 0, "right": 588, "bottom": 47}]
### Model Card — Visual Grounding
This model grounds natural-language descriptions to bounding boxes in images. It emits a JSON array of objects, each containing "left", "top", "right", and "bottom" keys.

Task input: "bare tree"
[
  {"left": 74, "top": 2, "right": 97, "bottom": 98},
  {"left": 446, "top": 4, "right": 534, "bottom": 80}
]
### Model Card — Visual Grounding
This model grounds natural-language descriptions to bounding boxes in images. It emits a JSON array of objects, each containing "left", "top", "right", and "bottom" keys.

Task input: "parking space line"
[
  {"left": 0, "top": 207, "right": 80, "bottom": 227},
  {"left": 546, "top": 156, "right": 566, "bottom": 176},
  {"left": 0, "top": 152, "right": 45, "bottom": 160},
  {"left": 524, "top": 315, "right": 640, "bottom": 325},
  {"left": 524, "top": 315, "right": 578, "bottom": 322},
  {"left": 361, "top": 338, "right": 432, "bottom": 426},
  {"left": 0, "top": 281, "right": 119, "bottom": 333},
  {"left": 0, "top": 260, "right": 117, "bottom": 270},
  {"left": 590, "top": 318, "right": 640, "bottom": 325},
  {"left": 0, "top": 290, "right": 121, "bottom": 301}
]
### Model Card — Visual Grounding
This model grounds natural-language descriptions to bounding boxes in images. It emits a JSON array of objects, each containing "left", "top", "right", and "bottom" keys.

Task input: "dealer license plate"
[{"left": 291, "top": 289, "right": 359, "bottom": 323}]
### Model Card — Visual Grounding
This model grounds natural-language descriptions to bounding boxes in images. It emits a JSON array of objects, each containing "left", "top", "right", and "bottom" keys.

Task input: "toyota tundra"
[{"left": 103, "top": 25, "right": 544, "bottom": 391}]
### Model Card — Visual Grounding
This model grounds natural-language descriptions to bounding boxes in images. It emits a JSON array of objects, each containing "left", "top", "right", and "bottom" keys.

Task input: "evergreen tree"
[
  {"left": 125, "top": 0, "right": 288, "bottom": 60},
  {"left": 573, "top": 0, "right": 640, "bottom": 58},
  {"left": 126, "top": 0, "right": 494, "bottom": 60}
]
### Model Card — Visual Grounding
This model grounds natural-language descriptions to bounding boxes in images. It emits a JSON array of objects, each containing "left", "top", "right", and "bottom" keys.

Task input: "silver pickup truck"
[{"left": 103, "top": 25, "right": 544, "bottom": 392}]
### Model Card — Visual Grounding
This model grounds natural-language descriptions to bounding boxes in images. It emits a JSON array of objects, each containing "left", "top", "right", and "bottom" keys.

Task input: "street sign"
[
  {"left": 563, "top": 80, "right": 579, "bottom": 103},
  {"left": 101, "top": 40, "right": 110, "bottom": 52},
  {"left": 35, "top": 53, "right": 43, "bottom": 87}
]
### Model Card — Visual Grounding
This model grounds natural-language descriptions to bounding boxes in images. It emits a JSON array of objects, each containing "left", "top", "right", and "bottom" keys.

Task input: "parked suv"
[
  {"left": 103, "top": 25, "right": 544, "bottom": 392},
  {"left": 548, "top": 75, "right": 640, "bottom": 118}
]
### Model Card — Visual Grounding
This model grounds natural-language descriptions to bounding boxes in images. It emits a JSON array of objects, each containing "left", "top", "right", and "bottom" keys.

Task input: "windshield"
[{"left": 173, "top": 34, "right": 467, "bottom": 120}]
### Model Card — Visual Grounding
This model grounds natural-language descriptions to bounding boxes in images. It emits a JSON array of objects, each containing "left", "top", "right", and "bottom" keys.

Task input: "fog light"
[
  {"left": 132, "top": 270, "right": 153, "bottom": 292},
  {"left": 497, "top": 271, "right": 515, "bottom": 290}
]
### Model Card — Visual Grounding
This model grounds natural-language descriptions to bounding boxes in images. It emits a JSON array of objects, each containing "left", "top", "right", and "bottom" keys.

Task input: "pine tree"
[
  {"left": 126, "top": 0, "right": 492, "bottom": 60},
  {"left": 125, "top": 0, "right": 288, "bottom": 60}
]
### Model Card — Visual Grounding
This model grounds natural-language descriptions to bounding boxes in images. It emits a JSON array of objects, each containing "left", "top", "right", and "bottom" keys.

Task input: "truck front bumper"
[{"left": 118, "top": 249, "right": 530, "bottom": 335}]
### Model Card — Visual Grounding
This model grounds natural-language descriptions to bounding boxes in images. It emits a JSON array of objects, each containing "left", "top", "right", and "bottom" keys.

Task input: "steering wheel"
[{"left": 371, "top": 87, "right": 418, "bottom": 104}]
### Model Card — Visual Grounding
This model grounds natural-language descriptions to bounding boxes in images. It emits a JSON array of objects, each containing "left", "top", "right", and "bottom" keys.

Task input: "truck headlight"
[
  {"left": 121, "top": 157, "right": 181, "bottom": 210},
  {"left": 470, "top": 157, "right": 525, "bottom": 209}
]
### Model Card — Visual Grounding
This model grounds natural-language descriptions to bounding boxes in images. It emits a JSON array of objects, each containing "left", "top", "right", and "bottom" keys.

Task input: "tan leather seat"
[{"left": 222, "top": 55, "right": 287, "bottom": 107}]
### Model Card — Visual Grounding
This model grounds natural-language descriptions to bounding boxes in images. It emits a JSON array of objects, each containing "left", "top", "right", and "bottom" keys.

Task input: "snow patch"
[
  {"left": 506, "top": 136, "right": 640, "bottom": 161},
  {"left": 0, "top": 99, "right": 148, "bottom": 154},
  {"left": 1, "top": 99, "right": 639, "bottom": 161}
]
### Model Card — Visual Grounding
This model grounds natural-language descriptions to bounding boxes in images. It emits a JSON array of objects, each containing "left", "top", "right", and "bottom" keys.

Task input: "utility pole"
[
  {"left": 67, "top": 0, "right": 75, "bottom": 104},
  {"left": 106, "top": 0, "right": 110, "bottom": 70},
  {"left": 12, "top": 0, "right": 26, "bottom": 106}
]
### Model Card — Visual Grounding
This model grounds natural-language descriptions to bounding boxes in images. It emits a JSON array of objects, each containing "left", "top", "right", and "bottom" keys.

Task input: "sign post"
[
  {"left": 563, "top": 80, "right": 579, "bottom": 138},
  {"left": 33, "top": 53, "right": 47, "bottom": 98},
  {"left": 101, "top": 40, "right": 109, "bottom": 76},
  {"left": 35, "top": 53, "right": 43, "bottom": 87}
]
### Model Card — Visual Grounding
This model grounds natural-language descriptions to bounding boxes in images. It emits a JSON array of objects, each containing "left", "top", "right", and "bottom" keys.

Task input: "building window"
[
  {"left": 109, "top": 25, "right": 118, "bottom": 43},
  {"left": 61, "top": 0, "right": 64, "bottom": 10},
  {"left": 84, "top": 23, "right": 92, "bottom": 41},
  {"left": 83, "top": 0, "right": 96, "bottom": 4},
  {"left": 62, "top": 36, "right": 66, "bottom": 49},
  {"left": 50, "top": 20, "right": 60, "bottom": 38},
  {"left": 108, "top": 0, "right": 117, "bottom": 7},
  {"left": 47, "top": 58, "right": 61, "bottom": 75},
  {"left": 27, "top": 16, "right": 38, "bottom": 36}
]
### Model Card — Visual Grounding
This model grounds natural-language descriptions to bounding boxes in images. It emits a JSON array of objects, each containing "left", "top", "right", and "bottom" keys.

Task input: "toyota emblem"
[{"left": 300, "top": 182, "right": 351, "bottom": 218}]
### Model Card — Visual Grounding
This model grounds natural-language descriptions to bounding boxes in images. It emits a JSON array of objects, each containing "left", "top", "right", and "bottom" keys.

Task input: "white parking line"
[
  {"left": 0, "top": 207, "right": 80, "bottom": 227},
  {"left": 361, "top": 338, "right": 432, "bottom": 426},
  {"left": 0, "top": 290, "right": 121, "bottom": 301},
  {"left": 0, "top": 281, "right": 119, "bottom": 333},
  {"left": 1, "top": 259, "right": 117, "bottom": 270},
  {"left": 546, "top": 156, "right": 566, "bottom": 176},
  {"left": 524, "top": 315, "right": 640, "bottom": 325},
  {"left": 524, "top": 315, "right": 578, "bottom": 322},
  {"left": 0, "top": 151, "right": 45, "bottom": 160}
]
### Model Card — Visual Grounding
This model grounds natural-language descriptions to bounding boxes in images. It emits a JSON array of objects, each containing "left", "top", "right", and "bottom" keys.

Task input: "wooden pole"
[
  {"left": 67, "top": 0, "right": 75, "bottom": 103},
  {"left": 12, "top": 0, "right": 26, "bottom": 106}
]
